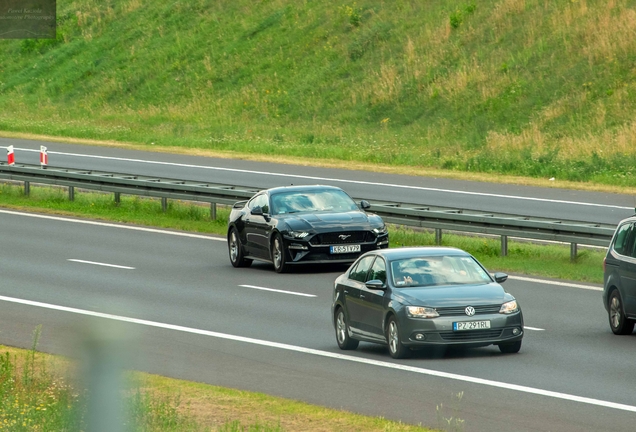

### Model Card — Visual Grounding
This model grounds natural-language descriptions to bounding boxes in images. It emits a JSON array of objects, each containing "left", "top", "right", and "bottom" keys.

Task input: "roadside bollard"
[
  {"left": 40, "top": 146, "right": 48, "bottom": 167},
  {"left": 7, "top": 145, "right": 14, "bottom": 165}
]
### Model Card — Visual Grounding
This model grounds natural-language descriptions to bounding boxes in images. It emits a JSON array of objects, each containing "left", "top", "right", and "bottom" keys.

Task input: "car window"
[
  {"left": 349, "top": 255, "right": 376, "bottom": 282},
  {"left": 613, "top": 222, "right": 634, "bottom": 256},
  {"left": 270, "top": 189, "right": 358, "bottom": 215},
  {"left": 391, "top": 255, "right": 492, "bottom": 287},
  {"left": 248, "top": 194, "right": 270, "bottom": 214},
  {"left": 368, "top": 257, "right": 387, "bottom": 284}
]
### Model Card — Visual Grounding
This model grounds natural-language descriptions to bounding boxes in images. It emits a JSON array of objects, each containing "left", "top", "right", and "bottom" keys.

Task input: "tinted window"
[
  {"left": 248, "top": 194, "right": 269, "bottom": 214},
  {"left": 270, "top": 189, "right": 358, "bottom": 215},
  {"left": 368, "top": 257, "right": 387, "bottom": 284},
  {"left": 349, "top": 255, "right": 375, "bottom": 282},
  {"left": 613, "top": 222, "right": 634, "bottom": 256}
]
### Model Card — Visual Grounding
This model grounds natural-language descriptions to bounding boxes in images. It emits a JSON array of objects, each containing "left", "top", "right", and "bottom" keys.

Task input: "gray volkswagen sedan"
[{"left": 331, "top": 247, "right": 524, "bottom": 358}]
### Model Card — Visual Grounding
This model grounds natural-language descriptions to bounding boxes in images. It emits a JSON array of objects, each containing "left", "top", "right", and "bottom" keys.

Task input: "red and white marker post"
[
  {"left": 40, "top": 146, "right": 48, "bottom": 167},
  {"left": 7, "top": 145, "right": 14, "bottom": 166}
]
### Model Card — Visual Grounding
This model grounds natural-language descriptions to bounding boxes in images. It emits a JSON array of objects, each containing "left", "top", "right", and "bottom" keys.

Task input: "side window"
[
  {"left": 248, "top": 194, "right": 269, "bottom": 214},
  {"left": 368, "top": 257, "right": 387, "bottom": 284},
  {"left": 613, "top": 223, "right": 634, "bottom": 256},
  {"left": 349, "top": 255, "right": 375, "bottom": 282}
]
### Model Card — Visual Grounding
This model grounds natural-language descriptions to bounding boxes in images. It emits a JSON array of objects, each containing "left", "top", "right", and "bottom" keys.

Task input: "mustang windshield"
[
  {"left": 391, "top": 255, "right": 493, "bottom": 287},
  {"left": 271, "top": 190, "right": 358, "bottom": 215}
]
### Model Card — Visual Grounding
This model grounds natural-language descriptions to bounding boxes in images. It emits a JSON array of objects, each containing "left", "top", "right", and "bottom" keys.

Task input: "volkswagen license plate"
[
  {"left": 453, "top": 321, "right": 491, "bottom": 331},
  {"left": 330, "top": 245, "right": 361, "bottom": 254}
]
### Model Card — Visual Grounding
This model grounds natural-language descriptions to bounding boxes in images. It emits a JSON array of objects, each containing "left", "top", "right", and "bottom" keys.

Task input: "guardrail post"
[
  {"left": 114, "top": 192, "right": 120, "bottom": 206},
  {"left": 501, "top": 235, "right": 508, "bottom": 256},
  {"left": 162, "top": 197, "right": 168, "bottom": 212},
  {"left": 570, "top": 243, "right": 578, "bottom": 262},
  {"left": 69, "top": 186, "right": 75, "bottom": 201},
  {"left": 210, "top": 202, "right": 217, "bottom": 220},
  {"left": 24, "top": 181, "right": 30, "bottom": 196},
  {"left": 435, "top": 228, "right": 442, "bottom": 245}
]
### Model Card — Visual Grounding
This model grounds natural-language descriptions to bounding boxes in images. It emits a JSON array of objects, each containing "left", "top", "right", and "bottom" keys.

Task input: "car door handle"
[
  {"left": 343, "top": 290, "right": 349, "bottom": 294},
  {"left": 360, "top": 294, "right": 366, "bottom": 299}
]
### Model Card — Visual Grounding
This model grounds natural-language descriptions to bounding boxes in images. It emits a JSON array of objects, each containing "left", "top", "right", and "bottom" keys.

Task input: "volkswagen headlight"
[
  {"left": 499, "top": 300, "right": 518, "bottom": 314},
  {"left": 406, "top": 306, "right": 439, "bottom": 318}
]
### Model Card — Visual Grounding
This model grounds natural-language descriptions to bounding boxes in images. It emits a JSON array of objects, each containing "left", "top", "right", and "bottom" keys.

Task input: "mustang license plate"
[
  {"left": 453, "top": 320, "right": 491, "bottom": 331},
  {"left": 330, "top": 245, "right": 361, "bottom": 254}
]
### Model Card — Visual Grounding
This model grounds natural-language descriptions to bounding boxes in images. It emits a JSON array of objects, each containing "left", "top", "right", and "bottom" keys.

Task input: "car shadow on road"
[
  {"left": 235, "top": 261, "right": 349, "bottom": 275},
  {"left": 356, "top": 343, "right": 508, "bottom": 360}
]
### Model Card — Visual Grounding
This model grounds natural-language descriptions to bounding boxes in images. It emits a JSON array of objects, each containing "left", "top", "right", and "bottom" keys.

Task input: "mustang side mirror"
[
  {"left": 365, "top": 279, "right": 386, "bottom": 290},
  {"left": 493, "top": 272, "right": 508, "bottom": 283},
  {"left": 359, "top": 200, "right": 371, "bottom": 210}
]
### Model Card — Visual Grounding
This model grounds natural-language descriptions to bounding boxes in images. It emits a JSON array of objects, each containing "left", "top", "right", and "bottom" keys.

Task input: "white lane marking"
[
  {"left": 508, "top": 275, "right": 603, "bottom": 292},
  {"left": 0, "top": 209, "right": 225, "bottom": 241},
  {"left": 68, "top": 259, "right": 135, "bottom": 270},
  {"left": 6, "top": 147, "right": 630, "bottom": 210},
  {"left": 239, "top": 284, "right": 316, "bottom": 298},
  {"left": 0, "top": 294, "right": 634, "bottom": 413},
  {"left": 525, "top": 326, "right": 545, "bottom": 331}
]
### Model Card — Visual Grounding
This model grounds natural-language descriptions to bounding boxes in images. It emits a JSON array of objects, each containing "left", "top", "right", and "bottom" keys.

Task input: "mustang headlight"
[
  {"left": 373, "top": 225, "right": 388, "bottom": 235},
  {"left": 287, "top": 231, "right": 310, "bottom": 239},
  {"left": 406, "top": 306, "right": 439, "bottom": 318},
  {"left": 499, "top": 300, "right": 518, "bottom": 314}
]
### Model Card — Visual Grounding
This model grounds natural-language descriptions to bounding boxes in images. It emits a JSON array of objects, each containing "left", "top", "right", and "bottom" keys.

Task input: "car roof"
[
  {"left": 265, "top": 185, "right": 344, "bottom": 195},
  {"left": 368, "top": 246, "right": 471, "bottom": 261},
  {"left": 617, "top": 214, "right": 636, "bottom": 225}
]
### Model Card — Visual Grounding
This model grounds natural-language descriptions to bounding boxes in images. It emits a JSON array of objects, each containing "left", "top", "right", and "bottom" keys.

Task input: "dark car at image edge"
[
  {"left": 603, "top": 214, "right": 636, "bottom": 335},
  {"left": 227, "top": 185, "right": 389, "bottom": 273}
]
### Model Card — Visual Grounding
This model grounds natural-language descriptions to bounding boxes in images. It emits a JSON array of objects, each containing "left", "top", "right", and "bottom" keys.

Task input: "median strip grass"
[{"left": 0, "top": 182, "right": 605, "bottom": 283}]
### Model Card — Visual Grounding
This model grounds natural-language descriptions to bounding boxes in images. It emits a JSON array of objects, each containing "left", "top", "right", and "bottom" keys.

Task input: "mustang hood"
[
  {"left": 283, "top": 211, "right": 377, "bottom": 231},
  {"left": 397, "top": 283, "right": 507, "bottom": 307}
]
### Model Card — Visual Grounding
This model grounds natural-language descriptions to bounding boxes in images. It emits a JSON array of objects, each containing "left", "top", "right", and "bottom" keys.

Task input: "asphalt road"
[
  {"left": 1, "top": 209, "right": 635, "bottom": 431},
  {"left": 1, "top": 137, "right": 633, "bottom": 225}
]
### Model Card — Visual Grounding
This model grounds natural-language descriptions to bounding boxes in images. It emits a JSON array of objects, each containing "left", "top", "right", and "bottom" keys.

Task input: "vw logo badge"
[
  {"left": 339, "top": 234, "right": 351, "bottom": 240},
  {"left": 465, "top": 306, "right": 475, "bottom": 316}
]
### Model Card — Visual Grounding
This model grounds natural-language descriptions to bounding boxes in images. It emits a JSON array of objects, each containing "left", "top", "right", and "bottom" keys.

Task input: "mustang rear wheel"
[
  {"left": 609, "top": 290, "right": 635, "bottom": 335},
  {"left": 271, "top": 233, "right": 289, "bottom": 273},
  {"left": 228, "top": 228, "right": 252, "bottom": 268},
  {"left": 335, "top": 308, "right": 359, "bottom": 350},
  {"left": 386, "top": 316, "right": 411, "bottom": 359}
]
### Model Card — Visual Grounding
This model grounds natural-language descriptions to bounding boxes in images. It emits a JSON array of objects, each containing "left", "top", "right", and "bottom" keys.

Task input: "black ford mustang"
[{"left": 227, "top": 185, "right": 389, "bottom": 272}]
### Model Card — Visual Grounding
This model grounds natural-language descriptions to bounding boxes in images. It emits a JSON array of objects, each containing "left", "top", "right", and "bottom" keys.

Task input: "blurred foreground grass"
[{"left": 0, "top": 330, "right": 434, "bottom": 431}]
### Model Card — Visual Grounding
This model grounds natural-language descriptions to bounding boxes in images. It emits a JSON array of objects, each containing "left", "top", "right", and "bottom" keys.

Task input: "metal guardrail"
[{"left": 0, "top": 163, "right": 615, "bottom": 259}]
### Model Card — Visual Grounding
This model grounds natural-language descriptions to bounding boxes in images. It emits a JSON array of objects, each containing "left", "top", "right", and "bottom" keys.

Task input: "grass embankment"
[
  {"left": 0, "top": 182, "right": 605, "bottom": 283},
  {"left": 1, "top": 0, "right": 636, "bottom": 188},
  {"left": 0, "top": 331, "right": 433, "bottom": 431}
]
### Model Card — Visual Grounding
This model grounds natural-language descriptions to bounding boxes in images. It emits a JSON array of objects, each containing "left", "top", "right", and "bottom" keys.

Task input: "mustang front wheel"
[{"left": 271, "top": 233, "right": 289, "bottom": 273}]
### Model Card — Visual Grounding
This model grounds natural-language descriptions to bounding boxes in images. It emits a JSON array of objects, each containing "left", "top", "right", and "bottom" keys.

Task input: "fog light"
[
  {"left": 415, "top": 333, "right": 426, "bottom": 341},
  {"left": 512, "top": 328, "right": 521, "bottom": 336}
]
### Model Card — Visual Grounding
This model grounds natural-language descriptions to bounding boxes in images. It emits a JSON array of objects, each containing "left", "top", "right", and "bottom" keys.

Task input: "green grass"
[
  {"left": 0, "top": 183, "right": 605, "bottom": 283},
  {"left": 0, "top": 336, "right": 434, "bottom": 431},
  {"left": 0, "top": 0, "right": 635, "bottom": 187}
]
